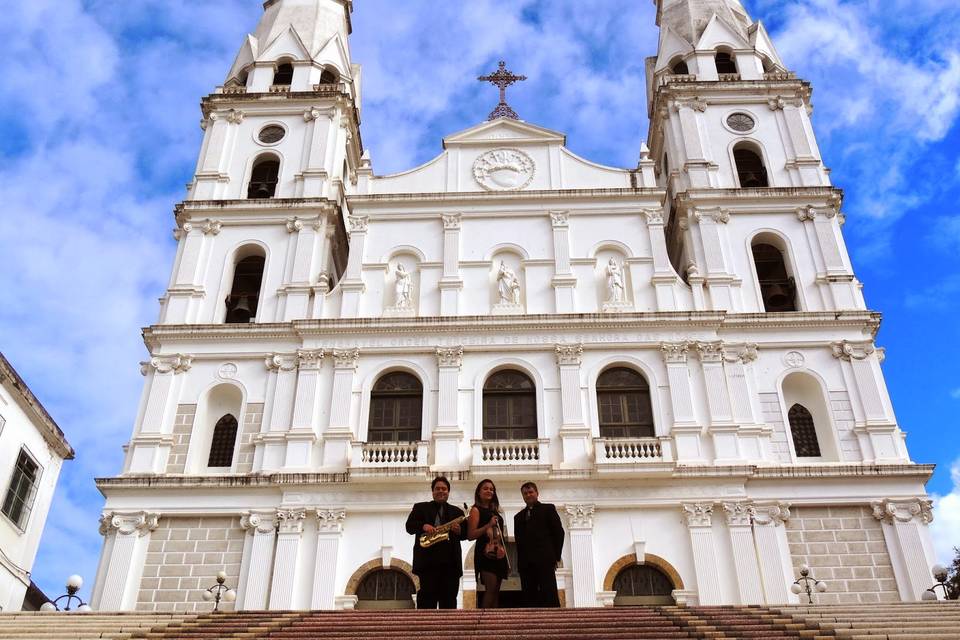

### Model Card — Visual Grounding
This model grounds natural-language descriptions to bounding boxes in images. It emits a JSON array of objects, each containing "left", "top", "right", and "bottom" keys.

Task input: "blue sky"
[{"left": 0, "top": 0, "right": 958, "bottom": 601}]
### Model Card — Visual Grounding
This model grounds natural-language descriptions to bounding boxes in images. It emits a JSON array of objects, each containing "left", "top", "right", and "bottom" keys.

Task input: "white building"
[
  {"left": 92, "top": 0, "right": 939, "bottom": 612},
  {"left": 0, "top": 354, "right": 74, "bottom": 611}
]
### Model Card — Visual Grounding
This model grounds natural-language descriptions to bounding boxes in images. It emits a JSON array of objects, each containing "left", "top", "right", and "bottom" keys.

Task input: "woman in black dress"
[{"left": 467, "top": 478, "right": 509, "bottom": 608}]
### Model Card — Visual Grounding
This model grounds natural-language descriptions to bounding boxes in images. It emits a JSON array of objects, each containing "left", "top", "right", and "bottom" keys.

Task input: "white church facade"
[{"left": 92, "top": 0, "right": 939, "bottom": 612}]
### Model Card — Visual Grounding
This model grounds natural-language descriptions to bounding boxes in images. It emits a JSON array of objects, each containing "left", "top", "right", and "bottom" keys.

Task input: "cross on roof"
[{"left": 478, "top": 60, "right": 527, "bottom": 121}]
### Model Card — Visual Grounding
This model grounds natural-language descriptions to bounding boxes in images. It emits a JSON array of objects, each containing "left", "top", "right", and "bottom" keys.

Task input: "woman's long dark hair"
[{"left": 473, "top": 478, "right": 501, "bottom": 513}]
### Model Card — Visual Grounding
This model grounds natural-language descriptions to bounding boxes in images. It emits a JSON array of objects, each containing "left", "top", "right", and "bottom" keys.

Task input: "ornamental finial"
[{"left": 478, "top": 60, "right": 527, "bottom": 120}]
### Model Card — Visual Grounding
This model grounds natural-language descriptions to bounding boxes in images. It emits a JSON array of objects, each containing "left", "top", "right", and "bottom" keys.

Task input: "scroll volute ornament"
[{"left": 564, "top": 504, "right": 596, "bottom": 529}]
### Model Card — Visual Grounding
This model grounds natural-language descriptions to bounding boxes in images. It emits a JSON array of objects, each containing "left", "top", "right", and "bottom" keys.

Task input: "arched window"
[
  {"left": 225, "top": 254, "right": 265, "bottom": 323},
  {"left": 734, "top": 146, "right": 769, "bottom": 187},
  {"left": 356, "top": 569, "right": 416, "bottom": 609},
  {"left": 752, "top": 243, "right": 796, "bottom": 312},
  {"left": 597, "top": 368, "right": 654, "bottom": 438},
  {"left": 368, "top": 372, "right": 423, "bottom": 442},
  {"left": 613, "top": 565, "right": 674, "bottom": 606},
  {"left": 247, "top": 156, "right": 280, "bottom": 199},
  {"left": 207, "top": 414, "right": 238, "bottom": 467},
  {"left": 715, "top": 50, "right": 737, "bottom": 75},
  {"left": 273, "top": 62, "right": 294, "bottom": 86},
  {"left": 318, "top": 67, "right": 339, "bottom": 84},
  {"left": 788, "top": 404, "right": 821, "bottom": 457},
  {"left": 670, "top": 59, "right": 689, "bottom": 75},
  {"left": 483, "top": 370, "right": 536, "bottom": 440}
]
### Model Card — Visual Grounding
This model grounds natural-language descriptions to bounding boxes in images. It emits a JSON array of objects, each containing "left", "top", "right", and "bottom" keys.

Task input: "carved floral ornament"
[
  {"left": 317, "top": 509, "right": 347, "bottom": 533},
  {"left": 241, "top": 511, "right": 279, "bottom": 535},
  {"left": 660, "top": 341, "right": 690, "bottom": 364},
  {"left": 277, "top": 509, "right": 307, "bottom": 534},
  {"left": 348, "top": 216, "right": 368, "bottom": 233},
  {"left": 796, "top": 206, "right": 839, "bottom": 222},
  {"left": 871, "top": 498, "right": 934, "bottom": 525},
  {"left": 441, "top": 214, "right": 461, "bottom": 230},
  {"left": 681, "top": 503, "right": 713, "bottom": 527},
  {"left": 333, "top": 348, "right": 360, "bottom": 370},
  {"left": 722, "top": 501, "right": 755, "bottom": 527},
  {"left": 265, "top": 353, "right": 299, "bottom": 372},
  {"left": 549, "top": 211, "right": 569, "bottom": 228},
  {"left": 99, "top": 511, "right": 160, "bottom": 537},
  {"left": 693, "top": 208, "right": 731, "bottom": 225},
  {"left": 140, "top": 354, "right": 193, "bottom": 376},
  {"left": 641, "top": 208, "right": 664, "bottom": 226},
  {"left": 752, "top": 502, "right": 791, "bottom": 526},
  {"left": 694, "top": 341, "right": 724, "bottom": 363},
  {"left": 723, "top": 343, "right": 759, "bottom": 364},
  {"left": 564, "top": 504, "right": 595, "bottom": 529},
  {"left": 671, "top": 97, "right": 708, "bottom": 113},
  {"left": 473, "top": 148, "right": 535, "bottom": 192},
  {"left": 436, "top": 347, "right": 463, "bottom": 369},
  {"left": 830, "top": 340, "right": 876, "bottom": 362},
  {"left": 555, "top": 344, "right": 583, "bottom": 366}
]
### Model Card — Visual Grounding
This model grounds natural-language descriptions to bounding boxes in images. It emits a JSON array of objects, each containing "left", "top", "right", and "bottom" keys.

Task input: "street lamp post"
[
  {"left": 790, "top": 565, "right": 828, "bottom": 604},
  {"left": 39, "top": 575, "right": 92, "bottom": 612},
  {"left": 921, "top": 565, "right": 954, "bottom": 601},
  {"left": 201, "top": 571, "right": 237, "bottom": 612}
]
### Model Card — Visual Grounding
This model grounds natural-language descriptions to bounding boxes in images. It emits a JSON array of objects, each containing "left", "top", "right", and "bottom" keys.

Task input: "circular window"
[
  {"left": 258, "top": 125, "right": 286, "bottom": 144},
  {"left": 726, "top": 113, "right": 756, "bottom": 132}
]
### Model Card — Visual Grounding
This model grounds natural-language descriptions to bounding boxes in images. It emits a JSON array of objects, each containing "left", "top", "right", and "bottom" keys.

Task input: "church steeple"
[{"left": 656, "top": 0, "right": 752, "bottom": 47}]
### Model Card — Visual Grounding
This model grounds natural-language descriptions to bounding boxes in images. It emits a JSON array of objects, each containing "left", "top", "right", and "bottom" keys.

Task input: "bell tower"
[{"left": 646, "top": 0, "right": 864, "bottom": 313}]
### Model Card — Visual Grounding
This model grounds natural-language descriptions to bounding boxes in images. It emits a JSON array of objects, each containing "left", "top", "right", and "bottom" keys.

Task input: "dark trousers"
[
  {"left": 519, "top": 564, "right": 560, "bottom": 607},
  {"left": 416, "top": 569, "right": 460, "bottom": 609}
]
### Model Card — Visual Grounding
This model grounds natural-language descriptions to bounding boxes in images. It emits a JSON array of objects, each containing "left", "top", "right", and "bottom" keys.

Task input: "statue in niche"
[
  {"left": 497, "top": 260, "right": 521, "bottom": 304},
  {"left": 394, "top": 263, "right": 413, "bottom": 308},
  {"left": 605, "top": 258, "right": 625, "bottom": 303}
]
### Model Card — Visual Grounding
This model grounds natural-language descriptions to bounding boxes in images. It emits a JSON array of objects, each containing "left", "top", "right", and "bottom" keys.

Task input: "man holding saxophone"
[{"left": 405, "top": 476, "right": 468, "bottom": 609}]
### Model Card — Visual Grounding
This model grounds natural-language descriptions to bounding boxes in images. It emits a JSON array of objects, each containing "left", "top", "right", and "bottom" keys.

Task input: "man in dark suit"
[
  {"left": 513, "top": 481, "right": 564, "bottom": 607},
  {"left": 404, "top": 476, "right": 467, "bottom": 609}
]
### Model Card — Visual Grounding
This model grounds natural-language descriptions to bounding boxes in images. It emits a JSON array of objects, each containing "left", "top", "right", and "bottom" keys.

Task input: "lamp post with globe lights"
[
  {"left": 921, "top": 565, "right": 955, "bottom": 601},
  {"left": 201, "top": 571, "right": 237, "bottom": 612},
  {"left": 790, "top": 565, "right": 828, "bottom": 604},
  {"left": 39, "top": 575, "right": 92, "bottom": 612}
]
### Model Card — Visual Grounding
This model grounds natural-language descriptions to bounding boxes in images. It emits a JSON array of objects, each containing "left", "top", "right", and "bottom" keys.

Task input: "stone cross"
[{"left": 478, "top": 60, "right": 527, "bottom": 120}]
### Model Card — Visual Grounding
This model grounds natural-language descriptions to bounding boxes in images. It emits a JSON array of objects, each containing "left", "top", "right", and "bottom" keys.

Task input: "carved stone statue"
[
  {"left": 395, "top": 263, "right": 412, "bottom": 308},
  {"left": 605, "top": 258, "right": 625, "bottom": 303},
  {"left": 497, "top": 261, "right": 521, "bottom": 304}
]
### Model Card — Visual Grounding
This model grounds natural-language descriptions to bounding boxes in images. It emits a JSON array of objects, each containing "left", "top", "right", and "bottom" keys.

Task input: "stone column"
[
  {"left": 95, "top": 512, "right": 159, "bottom": 611},
  {"left": 555, "top": 344, "right": 589, "bottom": 469},
  {"left": 693, "top": 208, "right": 735, "bottom": 311},
  {"left": 643, "top": 209, "right": 678, "bottom": 311},
  {"left": 322, "top": 349, "right": 359, "bottom": 470},
  {"left": 661, "top": 343, "right": 703, "bottom": 462},
  {"left": 311, "top": 509, "right": 347, "bottom": 609},
  {"left": 752, "top": 502, "right": 795, "bottom": 604},
  {"left": 129, "top": 355, "right": 192, "bottom": 473},
  {"left": 257, "top": 353, "right": 299, "bottom": 472},
  {"left": 723, "top": 502, "right": 764, "bottom": 605},
  {"left": 286, "top": 349, "right": 323, "bottom": 468},
  {"left": 694, "top": 341, "right": 740, "bottom": 464},
  {"left": 439, "top": 215, "right": 463, "bottom": 315},
  {"left": 565, "top": 504, "right": 598, "bottom": 607},
  {"left": 269, "top": 509, "right": 307, "bottom": 609},
  {"left": 682, "top": 503, "right": 721, "bottom": 605},
  {"left": 549, "top": 212, "right": 577, "bottom": 313},
  {"left": 281, "top": 217, "right": 320, "bottom": 320},
  {"left": 240, "top": 511, "right": 278, "bottom": 611},
  {"left": 872, "top": 499, "right": 936, "bottom": 601},
  {"left": 340, "top": 217, "right": 367, "bottom": 318},
  {"left": 832, "top": 340, "right": 904, "bottom": 462},
  {"left": 433, "top": 347, "right": 464, "bottom": 469}
]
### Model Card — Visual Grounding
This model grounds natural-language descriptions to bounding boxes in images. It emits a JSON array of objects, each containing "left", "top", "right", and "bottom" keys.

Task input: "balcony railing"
[
  {"left": 718, "top": 73, "right": 741, "bottom": 82},
  {"left": 471, "top": 439, "right": 550, "bottom": 466},
  {"left": 594, "top": 437, "right": 673, "bottom": 465},
  {"left": 269, "top": 84, "right": 292, "bottom": 93},
  {"left": 658, "top": 73, "right": 697, "bottom": 87},
  {"left": 351, "top": 441, "right": 428, "bottom": 468}
]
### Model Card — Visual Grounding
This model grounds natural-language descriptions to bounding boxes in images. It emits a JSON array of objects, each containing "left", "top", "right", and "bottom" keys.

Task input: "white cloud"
[
  {"left": 951, "top": 388, "right": 960, "bottom": 400},
  {"left": 930, "top": 459, "right": 960, "bottom": 564}
]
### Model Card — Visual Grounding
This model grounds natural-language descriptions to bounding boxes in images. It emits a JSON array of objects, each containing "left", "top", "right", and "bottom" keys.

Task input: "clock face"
[
  {"left": 727, "top": 113, "right": 755, "bottom": 132},
  {"left": 258, "top": 125, "right": 286, "bottom": 144}
]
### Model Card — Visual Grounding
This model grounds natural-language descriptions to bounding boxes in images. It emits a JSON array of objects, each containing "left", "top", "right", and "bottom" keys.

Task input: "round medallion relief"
[
  {"left": 726, "top": 112, "right": 756, "bottom": 132},
  {"left": 473, "top": 148, "right": 535, "bottom": 191},
  {"left": 258, "top": 125, "right": 286, "bottom": 144},
  {"left": 783, "top": 351, "right": 805, "bottom": 368},
  {"left": 218, "top": 363, "right": 239, "bottom": 379}
]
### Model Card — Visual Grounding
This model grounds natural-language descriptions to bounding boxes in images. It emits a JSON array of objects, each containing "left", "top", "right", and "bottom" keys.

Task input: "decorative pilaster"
[
  {"left": 193, "top": 110, "right": 240, "bottom": 199},
  {"left": 239, "top": 511, "right": 278, "bottom": 610},
  {"left": 95, "top": 512, "right": 160, "bottom": 611},
  {"left": 722, "top": 344, "right": 767, "bottom": 462},
  {"left": 269, "top": 510, "right": 307, "bottom": 609},
  {"left": 555, "top": 344, "right": 589, "bottom": 468},
  {"left": 565, "top": 504, "right": 597, "bottom": 607},
  {"left": 549, "top": 212, "right": 577, "bottom": 312},
  {"left": 661, "top": 342, "right": 703, "bottom": 462},
  {"left": 722, "top": 502, "right": 764, "bottom": 604},
  {"left": 692, "top": 207, "right": 735, "bottom": 311},
  {"left": 129, "top": 356, "right": 192, "bottom": 473},
  {"left": 312, "top": 509, "right": 347, "bottom": 609},
  {"left": 300, "top": 106, "right": 332, "bottom": 197},
  {"left": 871, "top": 498, "right": 936, "bottom": 601},
  {"left": 438, "top": 215, "right": 464, "bottom": 315},
  {"left": 434, "top": 347, "right": 464, "bottom": 469},
  {"left": 285, "top": 350, "right": 323, "bottom": 468},
  {"left": 257, "top": 353, "right": 299, "bottom": 472},
  {"left": 340, "top": 217, "right": 368, "bottom": 317},
  {"left": 280, "top": 216, "right": 322, "bottom": 320},
  {"left": 323, "top": 349, "right": 359, "bottom": 470},
  {"left": 670, "top": 98, "right": 715, "bottom": 188},
  {"left": 752, "top": 502, "right": 794, "bottom": 604},
  {"left": 681, "top": 503, "right": 721, "bottom": 605},
  {"left": 643, "top": 208, "right": 679, "bottom": 311},
  {"left": 695, "top": 341, "right": 740, "bottom": 463}
]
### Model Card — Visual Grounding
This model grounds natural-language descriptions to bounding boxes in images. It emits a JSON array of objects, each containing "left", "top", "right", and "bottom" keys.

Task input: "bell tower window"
[
  {"left": 225, "top": 253, "right": 265, "bottom": 323},
  {"left": 734, "top": 145, "right": 769, "bottom": 187},
  {"left": 715, "top": 50, "right": 738, "bottom": 75},
  {"left": 273, "top": 62, "right": 294, "bottom": 86},
  {"left": 788, "top": 404, "right": 821, "bottom": 457},
  {"left": 752, "top": 243, "right": 796, "bottom": 312},
  {"left": 247, "top": 156, "right": 280, "bottom": 199},
  {"left": 207, "top": 414, "right": 238, "bottom": 467},
  {"left": 318, "top": 68, "right": 339, "bottom": 85},
  {"left": 669, "top": 57, "right": 689, "bottom": 75}
]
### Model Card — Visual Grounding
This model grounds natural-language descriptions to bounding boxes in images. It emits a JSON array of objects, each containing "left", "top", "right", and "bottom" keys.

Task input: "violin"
[{"left": 484, "top": 515, "right": 508, "bottom": 564}]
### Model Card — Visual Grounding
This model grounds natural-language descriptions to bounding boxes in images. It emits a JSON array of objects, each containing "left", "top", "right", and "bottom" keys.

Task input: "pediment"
[
  {"left": 258, "top": 25, "right": 311, "bottom": 63},
  {"left": 443, "top": 118, "right": 566, "bottom": 149},
  {"left": 696, "top": 13, "right": 751, "bottom": 50},
  {"left": 655, "top": 25, "right": 695, "bottom": 72},
  {"left": 225, "top": 35, "right": 259, "bottom": 83},
  {"left": 313, "top": 32, "right": 353, "bottom": 78},
  {"left": 750, "top": 22, "right": 784, "bottom": 68}
]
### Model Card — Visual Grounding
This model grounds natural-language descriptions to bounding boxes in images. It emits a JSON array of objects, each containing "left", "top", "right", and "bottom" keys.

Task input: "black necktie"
[
  {"left": 525, "top": 506, "right": 533, "bottom": 521},
  {"left": 436, "top": 504, "right": 444, "bottom": 526}
]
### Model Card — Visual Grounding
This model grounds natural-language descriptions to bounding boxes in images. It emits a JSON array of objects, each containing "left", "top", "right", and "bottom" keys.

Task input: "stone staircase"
[{"left": 0, "top": 603, "right": 956, "bottom": 640}]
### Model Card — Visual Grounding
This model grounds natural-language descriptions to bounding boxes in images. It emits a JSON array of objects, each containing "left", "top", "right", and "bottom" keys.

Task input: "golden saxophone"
[{"left": 419, "top": 503, "right": 469, "bottom": 548}]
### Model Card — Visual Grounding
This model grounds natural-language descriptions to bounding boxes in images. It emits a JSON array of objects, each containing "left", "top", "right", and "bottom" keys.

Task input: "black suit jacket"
[
  {"left": 513, "top": 502, "right": 564, "bottom": 570},
  {"left": 405, "top": 501, "right": 467, "bottom": 577}
]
